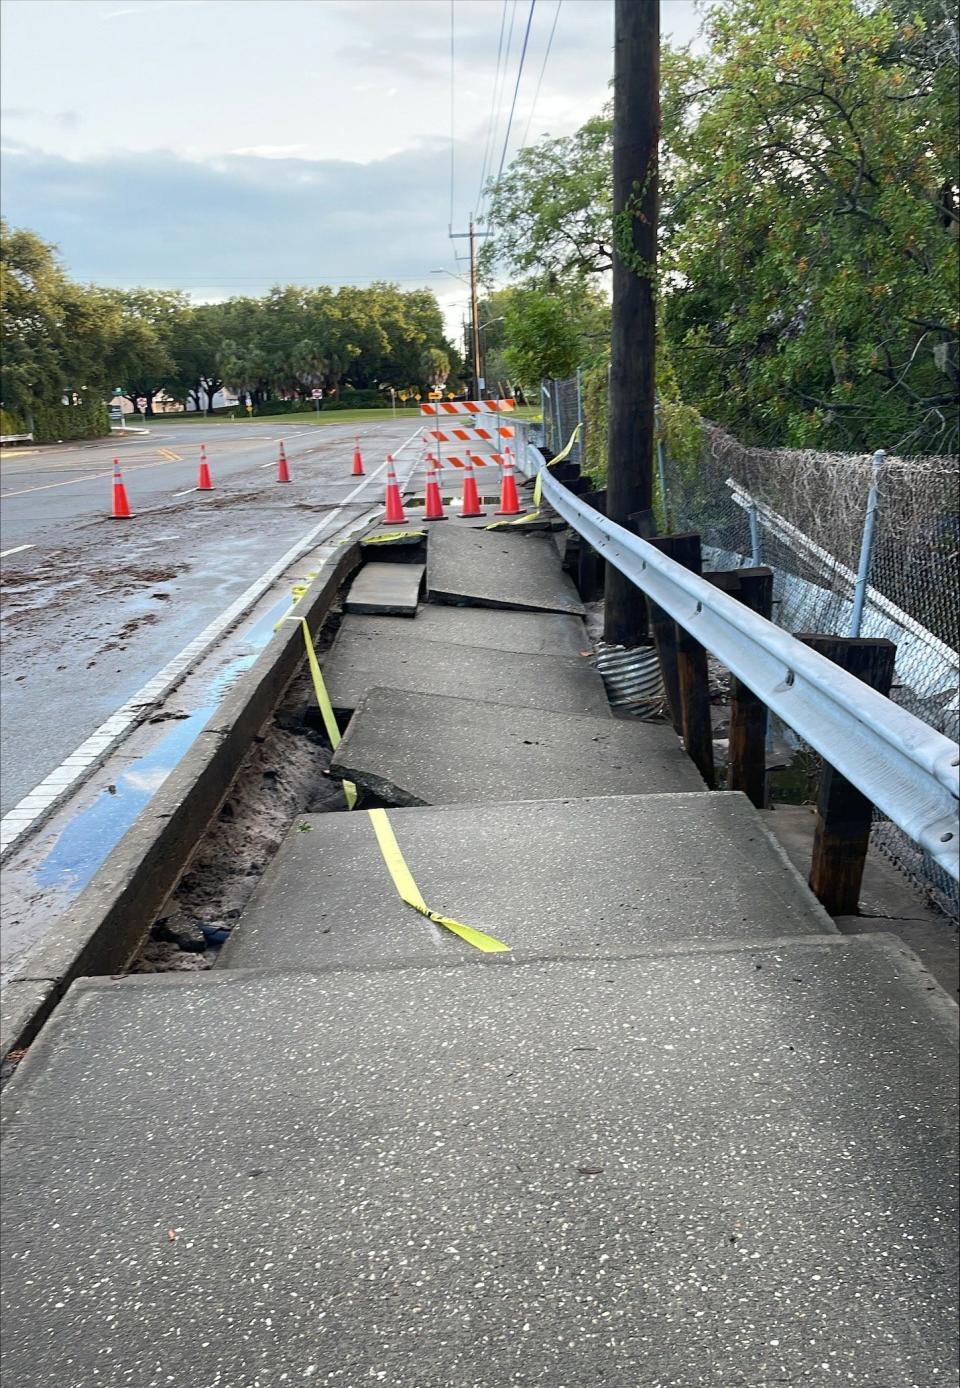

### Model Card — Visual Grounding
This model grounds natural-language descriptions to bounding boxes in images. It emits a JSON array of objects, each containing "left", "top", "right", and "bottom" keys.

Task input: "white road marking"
[
  {"left": 172, "top": 487, "right": 197, "bottom": 497},
  {"left": 0, "top": 544, "right": 35, "bottom": 559},
  {"left": 0, "top": 436, "right": 422, "bottom": 861}
]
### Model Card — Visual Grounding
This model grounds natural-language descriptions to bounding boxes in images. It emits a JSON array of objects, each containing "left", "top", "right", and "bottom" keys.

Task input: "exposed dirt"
[{"left": 131, "top": 667, "right": 347, "bottom": 974}]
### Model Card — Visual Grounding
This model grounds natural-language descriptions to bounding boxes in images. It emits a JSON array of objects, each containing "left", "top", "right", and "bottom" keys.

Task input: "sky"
[{"left": 1, "top": 0, "right": 702, "bottom": 334}]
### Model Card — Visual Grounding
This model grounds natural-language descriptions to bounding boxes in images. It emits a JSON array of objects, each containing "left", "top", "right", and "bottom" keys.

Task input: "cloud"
[
  {"left": 0, "top": 138, "right": 490, "bottom": 300},
  {"left": 2, "top": 106, "right": 81, "bottom": 127}
]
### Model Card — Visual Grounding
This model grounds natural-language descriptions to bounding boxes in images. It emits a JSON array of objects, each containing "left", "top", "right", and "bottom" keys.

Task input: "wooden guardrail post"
[
  {"left": 799, "top": 636, "right": 897, "bottom": 915},
  {"left": 707, "top": 567, "right": 774, "bottom": 808},
  {"left": 576, "top": 488, "right": 607, "bottom": 602},
  {"left": 648, "top": 533, "right": 716, "bottom": 788}
]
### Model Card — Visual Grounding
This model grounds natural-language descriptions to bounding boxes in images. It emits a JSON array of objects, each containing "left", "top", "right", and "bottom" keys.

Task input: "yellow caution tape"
[
  {"left": 533, "top": 471, "right": 543, "bottom": 505},
  {"left": 361, "top": 529, "right": 426, "bottom": 545},
  {"left": 366, "top": 809, "right": 511, "bottom": 954},
  {"left": 485, "top": 509, "right": 544, "bottom": 531},
  {"left": 287, "top": 619, "right": 509, "bottom": 953},
  {"left": 546, "top": 422, "right": 582, "bottom": 468},
  {"left": 285, "top": 616, "right": 357, "bottom": 808}
]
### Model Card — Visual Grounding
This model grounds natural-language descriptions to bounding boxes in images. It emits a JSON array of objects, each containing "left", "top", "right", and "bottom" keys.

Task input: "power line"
[
  {"left": 492, "top": 1, "right": 537, "bottom": 194},
  {"left": 448, "top": 0, "right": 455, "bottom": 231},
  {"left": 520, "top": 0, "right": 561, "bottom": 150},
  {"left": 473, "top": 0, "right": 510, "bottom": 220}
]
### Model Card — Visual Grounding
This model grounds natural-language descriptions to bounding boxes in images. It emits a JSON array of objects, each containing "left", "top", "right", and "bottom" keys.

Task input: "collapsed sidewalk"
[{"left": 2, "top": 511, "right": 957, "bottom": 1388}]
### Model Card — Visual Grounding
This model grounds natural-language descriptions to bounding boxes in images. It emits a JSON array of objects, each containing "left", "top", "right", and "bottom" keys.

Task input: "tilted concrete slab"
[
  {"left": 2, "top": 937, "right": 956, "bottom": 1388},
  {"left": 321, "top": 626, "right": 609, "bottom": 718},
  {"left": 329, "top": 687, "right": 703, "bottom": 806},
  {"left": 343, "top": 561, "right": 424, "bottom": 616},
  {"left": 426, "top": 525, "right": 585, "bottom": 614},
  {"left": 338, "top": 606, "right": 589, "bottom": 657},
  {"left": 220, "top": 792, "right": 837, "bottom": 970}
]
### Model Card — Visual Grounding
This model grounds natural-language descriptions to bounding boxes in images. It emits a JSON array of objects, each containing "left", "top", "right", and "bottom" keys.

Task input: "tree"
[
  {"left": 482, "top": 0, "right": 959, "bottom": 454},
  {"left": 167, "top": 302, "right": 231, "bottom": 411},
  {"left": 501, "top": 281, "right": 609, "bottom": 391},
  {"left": 0, "top": 222, "right": 117, "bottom": 412},
  {"left": 106, "top": 289, "right": 186, "bottom": 415},
  {"left": 480, "top": 114, "right": 614, "bottom": 284},
  {"left": 663, "top": 0, "right": 959, "bottom": 452}
]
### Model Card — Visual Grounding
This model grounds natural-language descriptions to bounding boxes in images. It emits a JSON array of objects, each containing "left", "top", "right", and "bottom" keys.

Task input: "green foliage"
[
  {"left": 663, "top": 0, "right": 959, "bottom": 453},
  {"left": 31, "top": 400, "right": 109, "bottom": 443},
  {"left": 481, "top": 113, "right": 614, "bottom": 284},
  {"left": 0, "top": 406, "right": 27, "bottom": 434},
  {"left": 1, "top": 220, "right": 459, "bottom": 423},
  {"left": 502, "top": 282, "right": 609, "bottom": 391},
  {"left": 483, "top": 0, "right": 959, "bottom": 454}
]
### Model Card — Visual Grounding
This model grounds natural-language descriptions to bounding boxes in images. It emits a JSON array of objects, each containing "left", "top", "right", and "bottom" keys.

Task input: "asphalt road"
[{"left": 0, "top": 419, "right": 419, "bottom": 815}]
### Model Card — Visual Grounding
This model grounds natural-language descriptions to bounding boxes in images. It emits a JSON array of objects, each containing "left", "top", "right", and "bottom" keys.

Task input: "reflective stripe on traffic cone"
[
  {"left": 197, "top": 443, "right": 213, "bottom": 490},
  {"left": 495, "top": 447, "right": 522, "bottom": 516},
  {"left": 383, "top": 455, "right": 406, "bottom": 524},
  {"left": 423, "top": 454, "right": 446, "bottom": 521},
  {"left": 352, "top": 437, "right": 364, "bottom": 476},
  {"left": 110, "top": 459, "right": 132, "bottom": 518},
  {"left": 277, "top": 441, "right": 291, "bottom": 483},
  {"left": 459, "top": 455, "right": 485, "bottom": 517}
]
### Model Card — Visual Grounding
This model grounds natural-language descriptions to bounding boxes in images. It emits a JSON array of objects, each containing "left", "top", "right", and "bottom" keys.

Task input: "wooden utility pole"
[
  {"left": 605, "top": 0, "right": 659, "bottom": 645},
  {"left": 451, "top": 218, "right": 483, "bottom": 398}
]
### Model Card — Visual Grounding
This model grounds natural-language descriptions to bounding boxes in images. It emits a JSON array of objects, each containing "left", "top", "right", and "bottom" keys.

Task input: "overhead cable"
[
  {"left": 519, "top": 0, "right": 561, "bottom": 150},
  {"left": 493, "top": 1, "right": 537, "bottom": 194},
  {"left": 475, "top": 0, "right": 518, "bottom": 220},
  {"left": 448, "top": 0, "right": 455, "bottom": 230}
]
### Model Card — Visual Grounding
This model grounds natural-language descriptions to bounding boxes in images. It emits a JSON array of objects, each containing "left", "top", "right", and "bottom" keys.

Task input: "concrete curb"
[{"left": 1, "top": 540, "right": 363, "bottom": 1060}]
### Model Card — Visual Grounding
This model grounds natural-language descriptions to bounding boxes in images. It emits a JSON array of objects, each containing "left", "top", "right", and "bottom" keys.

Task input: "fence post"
[
  {"left": 648, "top": 533, "right": 716, "bottom": 788},
  {"left": 799, "top": 635, "right": 896, "bottom": 915},
  {"left": 654, "top": 398, "right": 670, "bottom": 531},
  {"left": 575, "top": 366, "right": 584, "bottom": 468},
  {"left": 849, "top": 449, "right": 884, "bottom": 637},
  {"left": 748, "top": 502, "right": 761, "bottom": 567}
]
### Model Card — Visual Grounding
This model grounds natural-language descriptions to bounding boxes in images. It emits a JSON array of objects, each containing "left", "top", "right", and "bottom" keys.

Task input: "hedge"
[
  {"left": 0, "top": 407, "right": 28, "bottom": 436},
  {"left": 30, "top": 401, "right": 110, "bottom": 443}
]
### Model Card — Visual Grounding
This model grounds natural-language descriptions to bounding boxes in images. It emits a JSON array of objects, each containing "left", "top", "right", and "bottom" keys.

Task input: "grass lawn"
[{"left": 150, "top": 406, "right": 541, "bottom": 428}]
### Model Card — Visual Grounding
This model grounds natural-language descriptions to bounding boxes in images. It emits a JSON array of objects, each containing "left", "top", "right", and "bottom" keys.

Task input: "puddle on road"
[{"left": 32, "top": 590, "right": 297, "bottom": 898}]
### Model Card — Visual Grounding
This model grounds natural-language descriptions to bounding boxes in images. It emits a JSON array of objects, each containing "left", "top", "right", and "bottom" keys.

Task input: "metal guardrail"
[{"left": 535, "top": 463, "right": 960, "bottom": 881}]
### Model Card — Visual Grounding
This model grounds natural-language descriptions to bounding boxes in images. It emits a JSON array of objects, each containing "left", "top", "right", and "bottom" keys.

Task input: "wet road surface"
[{"left": 0, "top": 419, "right": 419, "bottom": 813}]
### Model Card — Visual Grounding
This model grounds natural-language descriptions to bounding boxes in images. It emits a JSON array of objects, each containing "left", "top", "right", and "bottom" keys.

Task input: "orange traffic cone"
[
  {"left": 459, "top": 455, "right": 485, "bottom": 517},
  {"left": 197, "top": 443, "right": 213, "bottom": 490},
  {"left": 495, "top": 446, "right": 522, "bottom": 516},
  {"left": 352, "top": 437, "right": 364, "bottom": 476},
  {"left": 110, "top": 459, "right": 132, "bottom": 518},
  {"left": 383, "top": 455, "right": 406, "bottom": 524},
  {"left": 277, "top": 440, "right": 291, "bottom": 483},
  {"left": 423, "top": 454, "right": 446, "bottom": 521}
]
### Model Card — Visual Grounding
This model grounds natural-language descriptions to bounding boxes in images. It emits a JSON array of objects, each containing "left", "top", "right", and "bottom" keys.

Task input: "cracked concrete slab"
[
  {"left": 425, "top": 525, "right": 584, "bottom": 614},
  {"left": 329, "top": 687, "right": 703, "bottom": 806},
  {"left": 321, "top": 625, "right": 609, "bottom": 718},
  {"left": 220, "top": 792, "right": 837, "bottom": 970},
  {"left": 343, "top": 561, "right": 424, "bottom": 616},
  {"left": 337, "top": 606, "right": 589, "bottom": 657}
]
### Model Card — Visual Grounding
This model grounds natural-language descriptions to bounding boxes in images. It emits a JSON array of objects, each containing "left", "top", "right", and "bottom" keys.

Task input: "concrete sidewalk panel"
[
  {"left": 339, "top": 606, "right": 589, "bottom": 657},
  {"left": 329, "top": 687, "right": 702, "bottom": 805},
  {"left": 322, "top": 626, "right": 609, "bottom": 718},
  {"left": 2, "top": 937, "right": 956, "bottom": 1388},
  {"left": 220, "top": 792, "right": 837, "bottom": 970},
  {"left": 343, "top": 561, "right": 424, "bottom": 616},
  {"left": 426, "top": 526, "right": 584, "bottom": 614}
]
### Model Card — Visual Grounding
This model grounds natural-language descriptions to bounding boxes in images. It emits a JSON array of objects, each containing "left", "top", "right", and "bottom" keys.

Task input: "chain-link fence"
[
  {"left": 541, "top": 377, "right": 585, "bottom": 467},
  {"left": 542, "top": 375, "right": 960, "bottom": 917}
]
